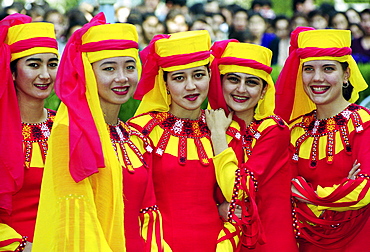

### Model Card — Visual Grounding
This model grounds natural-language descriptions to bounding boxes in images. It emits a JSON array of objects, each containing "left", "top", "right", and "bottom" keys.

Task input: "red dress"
[
  {"left": 129, "top": 111, "right": 223, "bottom": 252},
  {"left": 290, "top": 104, "right": 370, "bottom": 251},
  {"left": 0, "top": 109, "right": 55, "bottom": 243},
  {"left": 214, "top": 116, "right": 298, "bottom": 251}
]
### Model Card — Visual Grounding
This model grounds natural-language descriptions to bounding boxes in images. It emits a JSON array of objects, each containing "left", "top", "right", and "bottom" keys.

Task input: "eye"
[
  {"left": 194, "top": 72, "right": 206, "bottom": 79},
  {"left": 324, "top": 66, "right": 335, "bottom": 71},
  {"left": 28, "top": 63, "right": 39, "bottom": 68},
  {"left": 227, "top": 76, "right": 239, "bottom": 84},
  {"left": 303, "top": 66, "right": 314, "bottom": 72},
  {"left": 126, "top": 65, "right": 136, "bottom": 71},
  {"left": 102, "top": 66, "right": 114, "bottom": 71},
  {"left": 173, "top": 75, "right": 184, "bottom": 81},
  {"left": 246, "top": 79, "right": 260, "bottom": 86},
  {"left": 49, "top": 62, "right": 58, "bottom": 68}
]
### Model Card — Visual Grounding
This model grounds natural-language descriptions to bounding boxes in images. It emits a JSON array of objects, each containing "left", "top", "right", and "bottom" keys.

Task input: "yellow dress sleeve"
[{"left": 0, "top": 223, "right": 23, "bottom": 251}]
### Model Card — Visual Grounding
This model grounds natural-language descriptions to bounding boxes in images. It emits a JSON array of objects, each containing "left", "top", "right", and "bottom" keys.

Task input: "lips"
[
  {"left": 112, "top": 86, "right": 129, "bottom": 95},
  {"left": 310, "top": 85, "right": 330, "bottom": 94},
  {"left": 34, "top": 84, "right": 50, "bottom": 90},
  {"left": 184, "top": 93, "right": 200, "bottom": 101},
  {"left": 232, "top": 95, "right": 249, "bottom": 103}
]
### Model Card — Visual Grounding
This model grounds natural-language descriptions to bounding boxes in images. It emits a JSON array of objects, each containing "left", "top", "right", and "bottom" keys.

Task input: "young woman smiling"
[
  {"left": 206, "top": 40, "right": 298, "bottom": 251},
  {"left": 129, "top": 30, "right": 224, "bottom": 252},
  {"left": 32, "top": 13, "right": 169, "bottom": 252},
  {"left": 0, "top": 13, "right": 58, "bottom": 251},
  {"left": 275, "top": 27, "right": 370, "bottom": 251}
]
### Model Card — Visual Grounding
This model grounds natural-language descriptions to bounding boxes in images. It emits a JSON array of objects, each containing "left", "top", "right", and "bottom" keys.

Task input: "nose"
[
  {"left": 185, "top": 78, "right": 196, "bottom": 90},
  {"left": 114, "top": 69, "right": 129, "bottom": 83},
  {"left": 39, "top": 66, "right": 51, "bottom": 80},
  {"left": 236, "top": 82, "right": 247, "bottom": 93},
  {"left": 312, "top": 69, "right": 324, "bottom": 82}
]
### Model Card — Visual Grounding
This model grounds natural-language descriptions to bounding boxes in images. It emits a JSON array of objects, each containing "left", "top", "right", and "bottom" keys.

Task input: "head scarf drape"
[
  {"left": 0, "top": 13, "right": 57, "bottom": 214},
  {"left": 275, "top": 27, "right": 368, "bottom": 123},
  {"left": 134, "top": 30, "right": 211, "bottom": 115},
  {"left": 208, "top": 40, "right": 275, "bottom": 120}
]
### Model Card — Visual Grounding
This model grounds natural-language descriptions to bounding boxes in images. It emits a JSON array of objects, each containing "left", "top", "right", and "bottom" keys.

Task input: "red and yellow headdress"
[
  {"left": 0, "top": 13, "right": 57, "bottom": 214},
  {"left": 275, "top": 27, "right": 368, "bottom": 123},
  {"left": 134, "top": 30, "right": 211, "bottom": 115},
  {"left": 54, "top": 12, "right": 141, "bottom": 182},
  {"left": 208, "top": 40, "right": 275, "bottom": 120}
]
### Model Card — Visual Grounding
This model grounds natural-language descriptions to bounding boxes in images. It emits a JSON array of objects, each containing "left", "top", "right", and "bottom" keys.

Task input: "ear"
[
  {"left": 12, "top": 71, "right": 16, "bottom": 81},
  {"left": 261, "top": 84, "right": 268, "bottom": 98},
  {"left": 344, "top": 67, "right": 350, "bottom": 82}
]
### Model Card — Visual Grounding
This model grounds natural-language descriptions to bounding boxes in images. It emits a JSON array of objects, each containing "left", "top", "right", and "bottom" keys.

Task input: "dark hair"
[
  {"left": 340, "top": 62, "right": 353, "bottom": 101},
  {"left": 10, "top": 59, "right": 19, "bottom": 74}
]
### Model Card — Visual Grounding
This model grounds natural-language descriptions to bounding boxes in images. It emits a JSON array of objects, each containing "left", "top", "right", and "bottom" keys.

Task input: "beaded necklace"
[
  {"left": 292, "top": 104, "right": 365, "bottom": 168},
  {"left": 22, "top": 109, "right": 56, "bottom": 168},
  {"left": 142, "top": 110, "right": 211, "bottom": 166},
  {"left": 108, "top": 120, "right": 152, "bottom": 173}
]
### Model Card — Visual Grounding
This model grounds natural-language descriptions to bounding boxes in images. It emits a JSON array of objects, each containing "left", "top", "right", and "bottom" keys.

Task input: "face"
[
  {"left": 222, "top": 72, "right": 266, "bottom": 118},
  {"left": 249, "top": 15, "right": 266, "bottom": 37},
  {"left": 310, "top": 14, "right": 328, "bottom": 29},
  {"left": 360, "top": 12, "right": 370, "bottom": 36},
  {"left": 275, "top": 19, "right": 290, "bottom": 39},
  {"left": 13, "top": 53, "right": 58, "bottom": 101},
  {"left": 332, "top": 13, "right": 348, "bottom": 30},
  {"left": 302, "top": 60, "right": 349, "bottom": 106},
  {"left": 92, "top": 56, "right": 138, "bottom": 110},
  {"left": 166, "top": 66, "right": 210, "bottom": 116},
  {"left": 232, "top": 11, "right": 248, "bottom": 31}
]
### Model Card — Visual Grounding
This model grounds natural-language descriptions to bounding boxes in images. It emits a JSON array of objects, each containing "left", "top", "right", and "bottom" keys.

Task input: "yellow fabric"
[
  {"left": 290, "top": 110, "right": 370, "bottom": 160},
  {"left": 316, "top": 180, "right": 370, "bottom": 211},
  {"left": 216, "top": 222, "right": 240, "bottom": 251},
  {"left": 6, "top": 22, "right": 58, "bottom": 61},
  {"left": 0, "top": 223, "right": 21, "bottom": 251},
  {"left": 218, "top": 42, "right": 275, "bottom": 120},
  {"left": 33, "top": 22, "right": 143, "bottom": 252},
  {"left": 28, "top": 142, "right": 44, "bottom": 168},
  {"left": 82, "top": 23, "right": 142, "bottom": 77},
  {"left": 135, "top": 30, "right": 211, "bottom": 115},
  {"left": 290, "top": 29, "right": 368, "bottom": 121}
]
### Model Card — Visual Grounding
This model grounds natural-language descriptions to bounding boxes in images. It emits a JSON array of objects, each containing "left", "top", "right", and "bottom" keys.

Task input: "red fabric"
[
  {"left": 80, "top": 39, "right": 138, "bottom": 52},
  {"left": 9, "top": 37, "right": 57, "bottom": 53},
  {"left": 229, "top": 117, "right": 298, "bottom": 252},
  {"left": 295, "top": 47, "right": 351, "bottom": 59},
  {"left": 55, "top": 13, "right": 107, "bottom": 182},
  {"left": 208, "top": 39, "right": 238, "bottom": 114},
  {"left": 0, "top": 14, "right": 31, "bottom": 214},
  {"left": 133, "top": 34, "right": 210, "bottom": 100},
  {"left": 129, "top": 113, "right": 223, "bottom": 252},
  {"left": 291, "top": 106, "right": 370, "bottom": 250},
  {"left": 274, "top": 27, "right": 315, "bottom": 123}
]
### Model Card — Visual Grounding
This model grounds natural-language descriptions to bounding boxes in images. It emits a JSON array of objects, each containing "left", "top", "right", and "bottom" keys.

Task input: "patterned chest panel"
[
  {"left": 108, "top": 120, "right": 152, "bottom": 173},
  {"left": 241, "top": 115, "right": 285, "bottom": 159},
  {"left": 142, "top": 111, "right": 211, "bottom": 166},
  {"left": 22, "top": 109, "right": 56, "bottom": 168},
  {"left": 292, "top": 104, "right": 367, "bottom": 168}
]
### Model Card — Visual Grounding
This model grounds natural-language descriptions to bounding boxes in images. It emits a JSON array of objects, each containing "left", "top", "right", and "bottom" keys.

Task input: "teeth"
[
  {"left": 112, "top": 87, "right": 128, "bottom": 92},
  {"left": 233, "top": 95, "right": 248, "bottom": 100},
  {"left": 312, "top": 86, "right": 329, "bottom": 91},
  {"left": 35, "top": 84, "right": 48, "bottom": 87}
]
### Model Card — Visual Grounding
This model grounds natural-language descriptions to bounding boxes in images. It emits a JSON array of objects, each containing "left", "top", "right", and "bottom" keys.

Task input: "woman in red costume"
[
  {"left": 206, "top": 40, "right": 298, "bottom": 251},
  {"left": 275, "top": 27, "right": 370, "bottom": 251},
  {"left": 0, "top": 13, "right": 58, "bottom": 251},
  {"left": 128, "top": 30, "right": 224, "bottom": 252},
  {"left": 32, "top": 13, "right": 169, "bottom": 252}
]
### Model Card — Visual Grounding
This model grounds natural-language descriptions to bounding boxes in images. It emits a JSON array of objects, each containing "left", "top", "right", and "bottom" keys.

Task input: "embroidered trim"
[
  {"left": 292, "top": 104, "right": 366, "bottom": 168},
  {"left": 108, "top": 120, "right": 150, "bottom": 173},
  {"left": 140, "top": 205, "right": 159, "bottom": 213},
  {"left": 15, "top": 236, "right": 28, "bottom": 252},
  {"left": 142, "top": 111, "right": 211, "bottom": 166},
  {"left": 22, "top": 109, "right": 55, "bottom": 168}
]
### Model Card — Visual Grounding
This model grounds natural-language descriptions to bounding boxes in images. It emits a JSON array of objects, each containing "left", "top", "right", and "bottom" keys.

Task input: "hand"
[
  {"left": 291, "top": 178, "right": 313, "bottom": 204},
  {"left": 218, "top": 201, "right": 230, "bottom": 221},
  {"left": 205, "top": 109, "right": 233, "bottom": 134},
  {"left": 347, "top": 159, "right": 361, "bottom": 180},
  {"left": 24, "top": 242, "right": 32, "bottom": 252}
]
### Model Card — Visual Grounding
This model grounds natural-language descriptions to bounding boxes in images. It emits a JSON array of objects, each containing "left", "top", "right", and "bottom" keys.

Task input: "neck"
[
  {"left": 17, "top": 95, "right": 46, "bottom": 123},
  {"left": 235, "top": 109, "right": 254, "bottom": 126},
  {"left": 101, "top": 104, "right": 121, "bottom": 125},
  {"left": 169, "top": 107, "right": 201, "bottom": 120},
  {"left": 316, "top": 99, "right": 350, "bottom": 119}
]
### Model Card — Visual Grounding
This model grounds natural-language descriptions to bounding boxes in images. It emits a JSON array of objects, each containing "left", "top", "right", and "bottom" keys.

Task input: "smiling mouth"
[
  {"left": 34, "top": 84, "right": 50, "bottom": 90},
  {"left": 311, "top": 86, "right": 330, "bottom": 94},
  {"left": 184, "top": 94, "right": 200, "bottom": 101},
  {"left": 232, "top": 95, "right": 249, "bottom": 103},
  {"left": 112, "top": 87, "right": 129, "bottom": 95}
]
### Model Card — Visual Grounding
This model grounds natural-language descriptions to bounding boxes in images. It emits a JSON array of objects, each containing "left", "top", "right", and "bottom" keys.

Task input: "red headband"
[
  {"left": 296, "top": 46, "right": 351, "bottom": 59},
  {"left": 9, "top": 37, "right": 57, "bottom": 54},
  {"left": 80, "top": 39, "right": 139, "bottom": 52}
]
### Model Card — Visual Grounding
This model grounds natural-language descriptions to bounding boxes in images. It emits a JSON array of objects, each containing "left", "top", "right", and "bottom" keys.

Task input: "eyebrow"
[
  {"left": 226, "top": 73, "right": 261, "bottom": 80},
  {"left": 25, "top": 57, "right": 59, "bottom": 62},
  {"left": 99, "top": 59, "right": 136, "bottom": 67}
]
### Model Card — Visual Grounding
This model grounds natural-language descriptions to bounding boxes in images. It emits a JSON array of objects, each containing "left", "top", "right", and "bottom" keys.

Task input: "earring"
[
  {"left": 343, "top": 81, "right": 349, "bottom": 88},
  {"left": 260, "top": 96, "right": 264, "bottom": 100},
  {"left": 167, "top": 90, "right": 170, "bottom": 95}
]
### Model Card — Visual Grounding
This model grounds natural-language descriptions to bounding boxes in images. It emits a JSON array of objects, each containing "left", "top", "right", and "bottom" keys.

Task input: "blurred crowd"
[{"left": 1, "top": 0, "right": 369, "bottom": 65}]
